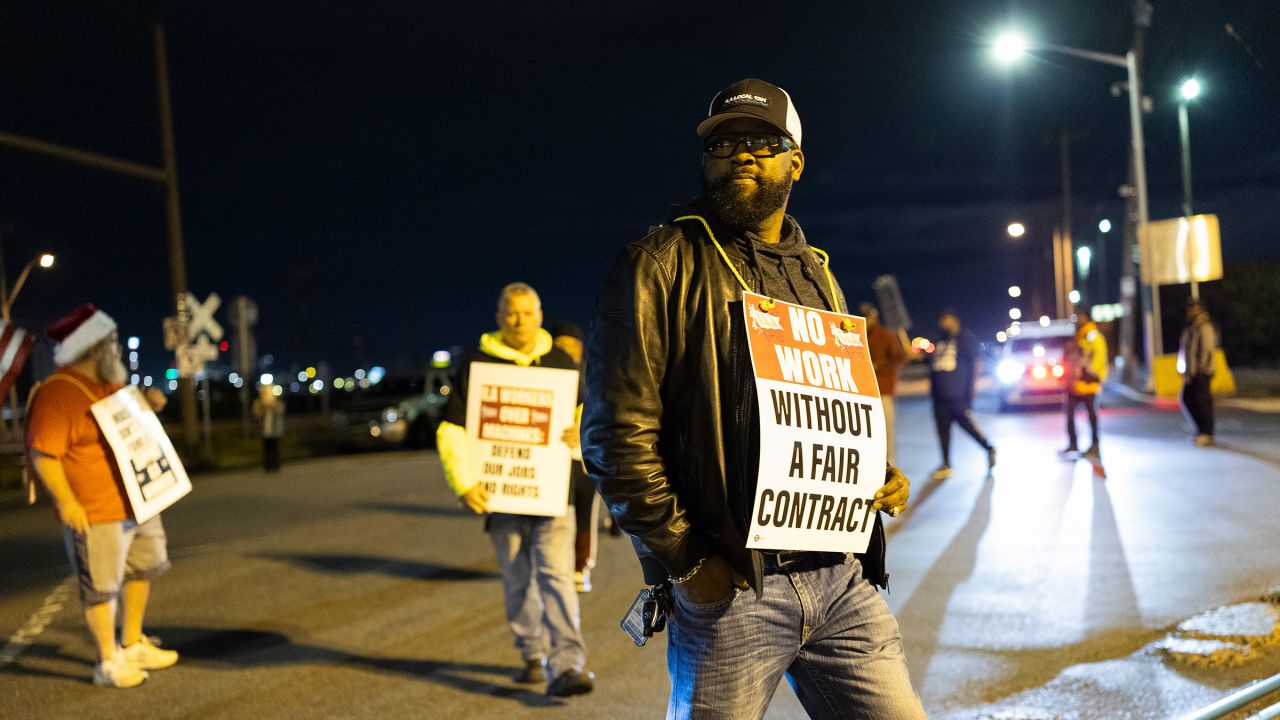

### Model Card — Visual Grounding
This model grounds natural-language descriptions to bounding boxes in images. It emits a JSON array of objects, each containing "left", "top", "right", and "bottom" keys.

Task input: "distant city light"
[
  {"left": 1033, "top": 344, "right": 1045, "bottom": 358},
  {"left": 168, "top": 380, "right": 178, "bottom": 391},
  {"left": 1008, "top": 285, "right": 1022, "bottom": 298},
  {"left": 311, "top": 379, "right": 324, "bottom": 392},
  {"left": 1077, "top": 246, "right": 1093, "bottom": 278},
  {"left": 354, "top": 369, "right": 367, "bottom": 380},
  {"left": 219, "top": 340, "right": 229, "bottom": 352},
  {"left": 1009, "top": 308, "right": 1022, "bottom": 320},
  {"left": 996, "top": 331, "right": 1008, "bottom": 343},
  {"left": 334, "top": 378, "right": 346, "bottom": 389},
  {"left": 306, "top": 366, "right": 317, "bottom": 379},
  {"left": 272, "top": 385, "right": 282, "bottom": 397},
  {"left": 1069, "top": 289, "right": 1082, "bottom": 304},
  {"left": 432, "top": 350, "right": 452, "bottom": 368},
  {"left": 1039, "top": 315, "right": 1051, "bottom": 327},
  {"left": 297, "top": 371, "right": 308, "bottom": 382},
  {"left": 1098, "top": 218, "right": 1112, "bottom": 233},
  {"left": 143, "top": 376, "right": 153, "bottom": 387},
  {"left": 368, "top": 366, "right": 386, "bottom": 385},
  {"left": 260, "top": 373, "right": 274, "bottom": 386},
  {"left": 1006, "top": 222, "right": 1026, "bottom": 238},
  {"left": 127, "top": 336, "right": 140, "bottom": 350},
  {"left": 229, "top": 372, "right": 240, "bottom": 383},
  {"left": 165, "top": 368, "right": 178, "bottom": 381},
  {"left": 1008, "top": 324, "right": 1022, "bottom": 337},
  {"left": 130, "top": 374, "right": 140, "bottom": 385},
  {"left": 290, "top": 382, "right": 301, "bottom": 393}
]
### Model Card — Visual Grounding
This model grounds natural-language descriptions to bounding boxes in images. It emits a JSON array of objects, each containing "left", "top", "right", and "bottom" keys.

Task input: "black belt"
[{"left": 758, "top": 550, "right": 846, "bottom": 571}]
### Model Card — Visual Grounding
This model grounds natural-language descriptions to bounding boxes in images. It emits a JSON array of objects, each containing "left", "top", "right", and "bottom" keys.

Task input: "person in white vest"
[{"left": 25, "top": 304, "right": 178, "bottom": 688}]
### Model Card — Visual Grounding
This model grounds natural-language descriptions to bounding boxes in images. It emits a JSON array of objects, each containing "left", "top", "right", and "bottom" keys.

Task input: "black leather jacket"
[{"left": 582, "top": 207, "right": 889, "bottom": 594}]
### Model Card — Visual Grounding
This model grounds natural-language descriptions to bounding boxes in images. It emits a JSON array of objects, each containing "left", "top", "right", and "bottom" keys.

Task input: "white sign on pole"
[
  {"left": 464, "top": 363, "right": 579, "bottom": 517},
  {"left": 741, "top": 292, "right": 887, "bottom": 553},
  {"left": 90, "top": 386, "right": 192, "bottom": 524},
  {"left": 175, "top": 345, "right": 203, "bottom": 378}
]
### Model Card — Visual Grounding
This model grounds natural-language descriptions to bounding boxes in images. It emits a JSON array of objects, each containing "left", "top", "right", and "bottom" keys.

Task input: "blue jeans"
[
  {"left": 488, "top": 512, "right": 586, "bottom": 677},
  {"left": 667, "top": 554, "right": 925, "bottom": 719}
]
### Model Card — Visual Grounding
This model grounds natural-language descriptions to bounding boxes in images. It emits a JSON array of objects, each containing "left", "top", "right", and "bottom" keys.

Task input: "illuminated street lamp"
[
  {"left": 1008, "top": 285, "right": 1022, "bottom": 298},
  {"left": 990, "top": 24, "right": 1155, "bottom": 369},
  {"left": 0, "top": 251, "right": 55, "bottom": 433},
  {"left": 1098, "top": 218, "right": 1112, "bottom": 234},
  {"left": 1006, "top": 222, "right": 1026, "bottom": 238},
  {"left": 1009, "top": 308, "right": 1022, "bottom": 320}
]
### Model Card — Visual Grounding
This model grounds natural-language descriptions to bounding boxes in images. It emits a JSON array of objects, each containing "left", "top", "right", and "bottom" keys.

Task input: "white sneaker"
[
  {"left": 93, "top": 652, "right": 148, "bottom": 688},
  {"left": 575, "top": 570, "right": 592, "bottom": 593},
  {"left": 121, "top": 636, "right": 179, "bottom": 670},
  {"left": 1193, "top": 434, "right": 1215, "bottom": 447}
]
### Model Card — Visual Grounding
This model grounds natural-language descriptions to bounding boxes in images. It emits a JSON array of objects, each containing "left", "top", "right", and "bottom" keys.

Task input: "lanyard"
[{"left": 672, "top": 214, "right": 842, "bottom": 313}]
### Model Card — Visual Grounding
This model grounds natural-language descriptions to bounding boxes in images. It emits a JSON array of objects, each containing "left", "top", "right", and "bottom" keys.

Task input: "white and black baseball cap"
[{"left": 696, "top": 78, "right": 802, "bottom": 147}]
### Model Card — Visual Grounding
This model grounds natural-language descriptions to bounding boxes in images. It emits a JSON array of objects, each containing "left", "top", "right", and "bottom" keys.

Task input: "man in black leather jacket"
[{"left": 583, "top": 78, "right": 925, "bottom": 719}]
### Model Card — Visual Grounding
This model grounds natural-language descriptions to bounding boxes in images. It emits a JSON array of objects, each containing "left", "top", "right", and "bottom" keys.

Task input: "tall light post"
[
  {"left": 0, "top": 250, "right": 55, "bottom": 433},
  {"left": 1178, "top": 77, "right": 1201, "bottom": 299},
  {"left": 991, "top": 28, "right": 1157, "bottom": 368}
]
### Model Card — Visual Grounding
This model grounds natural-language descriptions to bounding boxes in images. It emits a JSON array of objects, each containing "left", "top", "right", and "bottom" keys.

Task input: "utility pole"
[
  {"left": 1058, "top": 130, "right": 1075, "bottom": 318},
  {"left": 154, "top": 23, "right": 199, "bottom": 451},
  {"left": 0, "top": 22, "right": 199, "bottom": 451}
]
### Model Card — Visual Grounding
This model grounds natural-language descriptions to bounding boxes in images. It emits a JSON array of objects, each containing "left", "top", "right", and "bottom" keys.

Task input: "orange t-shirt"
[{"left": 26, "top": 367, "right": 130, "bottom": 523}]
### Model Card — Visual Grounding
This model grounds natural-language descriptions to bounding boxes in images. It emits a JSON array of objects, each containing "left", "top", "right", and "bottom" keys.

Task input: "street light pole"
[
  {"left": 991, "top": 24, "right": 1158, "bottom": 372},
  {"left": 1178, "top": 78, "right": 1200, "bottom": 300}
]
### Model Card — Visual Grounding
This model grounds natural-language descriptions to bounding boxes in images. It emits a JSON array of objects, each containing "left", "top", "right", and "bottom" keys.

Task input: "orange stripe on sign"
[{"left": 744, "top": 293, "right": 880, "bottom": 398}]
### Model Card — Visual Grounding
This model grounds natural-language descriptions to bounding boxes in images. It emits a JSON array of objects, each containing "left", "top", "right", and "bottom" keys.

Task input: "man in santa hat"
[{"left": 25, "top": 304, "right": 178, "bottom": 688}]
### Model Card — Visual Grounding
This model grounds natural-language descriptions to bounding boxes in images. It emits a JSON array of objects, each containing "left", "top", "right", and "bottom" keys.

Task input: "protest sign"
[
  {"left": 742, "top": 292, "right": 886, "bottom": 553},
  {"left": 90, "top": 386, "right": 192, "bottom": 524},
  {"left": 465, "top": 363, "right": 579, "bottom": 517}
]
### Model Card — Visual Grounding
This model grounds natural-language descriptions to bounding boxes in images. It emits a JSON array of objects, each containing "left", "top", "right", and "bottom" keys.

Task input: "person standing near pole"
[
  {"left": 583, "top": 78, "right": 923, "bottom": 719},
  {"left": 1062, "top": 309, "right": 1108, "bottom": 459},
  {"left": 252, "top": 384, "right": 285, "bottom": 472},
  {"left": 25, "top": 304, "right": 179, "bottom": 688},
  {"left": 861, "top": 302, "right": 908, "bottom": 465},
  {"left": 1179, "top": 298, "right": 1217, "bottom": 446}
]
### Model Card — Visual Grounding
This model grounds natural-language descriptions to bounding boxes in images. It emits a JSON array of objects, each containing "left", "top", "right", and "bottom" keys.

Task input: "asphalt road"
[{"left": 2, "top": 393, "right": 1278, "bottom": 719}]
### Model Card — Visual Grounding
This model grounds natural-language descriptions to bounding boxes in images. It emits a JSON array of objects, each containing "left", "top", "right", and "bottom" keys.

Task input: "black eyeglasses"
[{"left": 702, "top": 134, "right": 795, "bottom": 159}]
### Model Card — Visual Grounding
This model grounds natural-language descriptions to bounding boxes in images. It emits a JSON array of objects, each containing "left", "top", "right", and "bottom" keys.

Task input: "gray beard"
[
  {"left": 703, "top": 171, "right": 793, "bottom": 229},
  {"left": 97, "top": 351, "right": 127, "bottom": 385}
]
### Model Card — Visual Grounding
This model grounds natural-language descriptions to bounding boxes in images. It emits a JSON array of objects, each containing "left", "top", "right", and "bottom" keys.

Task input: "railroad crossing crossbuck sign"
[
  {"left": 186, "top": 292, "right": 223, "bottom": 342},
  {"left": 176, "top": 292, "right": 223, "bottom": 378}
]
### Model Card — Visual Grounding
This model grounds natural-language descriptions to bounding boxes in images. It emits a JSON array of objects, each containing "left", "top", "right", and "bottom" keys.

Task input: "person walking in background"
[
  {"left": 928, "top": 310, "right": 995, "bottom": 480},
  {"left": 435, "top": 284, "right": 594, "bottom": 697},
  {"left": 1062, "top": 309, "right": 1108, "bottom": 459},
  {"left": 860, "top": 302, "right": 907, "bottom": 465},
  {"left": 252, "top": 384, "right": 286, "bottom": 472},
  {"left": 549, "top": 320, "right": 600, "bottom": 593},
  {"left": 1179, "top": 298, "right": 1218, "bottom": 447},
  {"left": 25, "top": 304, "right": 179, "bottom": 688}
]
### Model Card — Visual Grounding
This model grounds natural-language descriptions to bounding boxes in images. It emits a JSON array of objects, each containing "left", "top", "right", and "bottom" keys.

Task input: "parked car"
[
  {"left": 332, "top": 367, "right": 453, "bottom": 449},
  {"left": 994, "top": 320, "right": 1076, "bottom": 411}
]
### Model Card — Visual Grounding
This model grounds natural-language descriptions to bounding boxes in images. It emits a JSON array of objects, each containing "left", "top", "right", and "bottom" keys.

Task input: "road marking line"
[{"left": 0, "top": 576, "right": 75, "bottom": 668}]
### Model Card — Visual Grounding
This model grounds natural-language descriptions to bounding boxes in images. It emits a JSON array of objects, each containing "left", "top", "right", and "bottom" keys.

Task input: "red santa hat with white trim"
[{"left": 47, "top": 304, "right": 117, "bottom": 366}]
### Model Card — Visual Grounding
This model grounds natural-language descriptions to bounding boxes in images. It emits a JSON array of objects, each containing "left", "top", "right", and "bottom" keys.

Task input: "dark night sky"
[{"left": 2, "top": 1, "right": 1278, "bottom": 377}]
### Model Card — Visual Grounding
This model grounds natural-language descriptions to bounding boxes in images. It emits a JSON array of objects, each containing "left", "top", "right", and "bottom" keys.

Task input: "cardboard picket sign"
[
  {"left": 464, "top": 363, "right": 579, "bottom": 517},
  {"left": 90, "top": 386, "right": 192, "bottom": 524},
  {"left": 742, "top": 291, "right": 886, "bottom": 553}
]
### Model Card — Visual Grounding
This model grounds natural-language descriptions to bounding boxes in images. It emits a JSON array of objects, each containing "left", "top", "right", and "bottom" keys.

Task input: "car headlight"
[{"left": 996, "top": 360, "right": 1025, "bottom": 384}]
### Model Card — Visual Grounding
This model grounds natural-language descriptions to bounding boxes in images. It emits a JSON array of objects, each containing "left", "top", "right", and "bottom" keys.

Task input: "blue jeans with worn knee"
[
  {"left": 667, "top": 554, "right": 925, "bottom": 720},
  {"left": 488, "top": 512, "right": 586, "bottom": 678}
]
